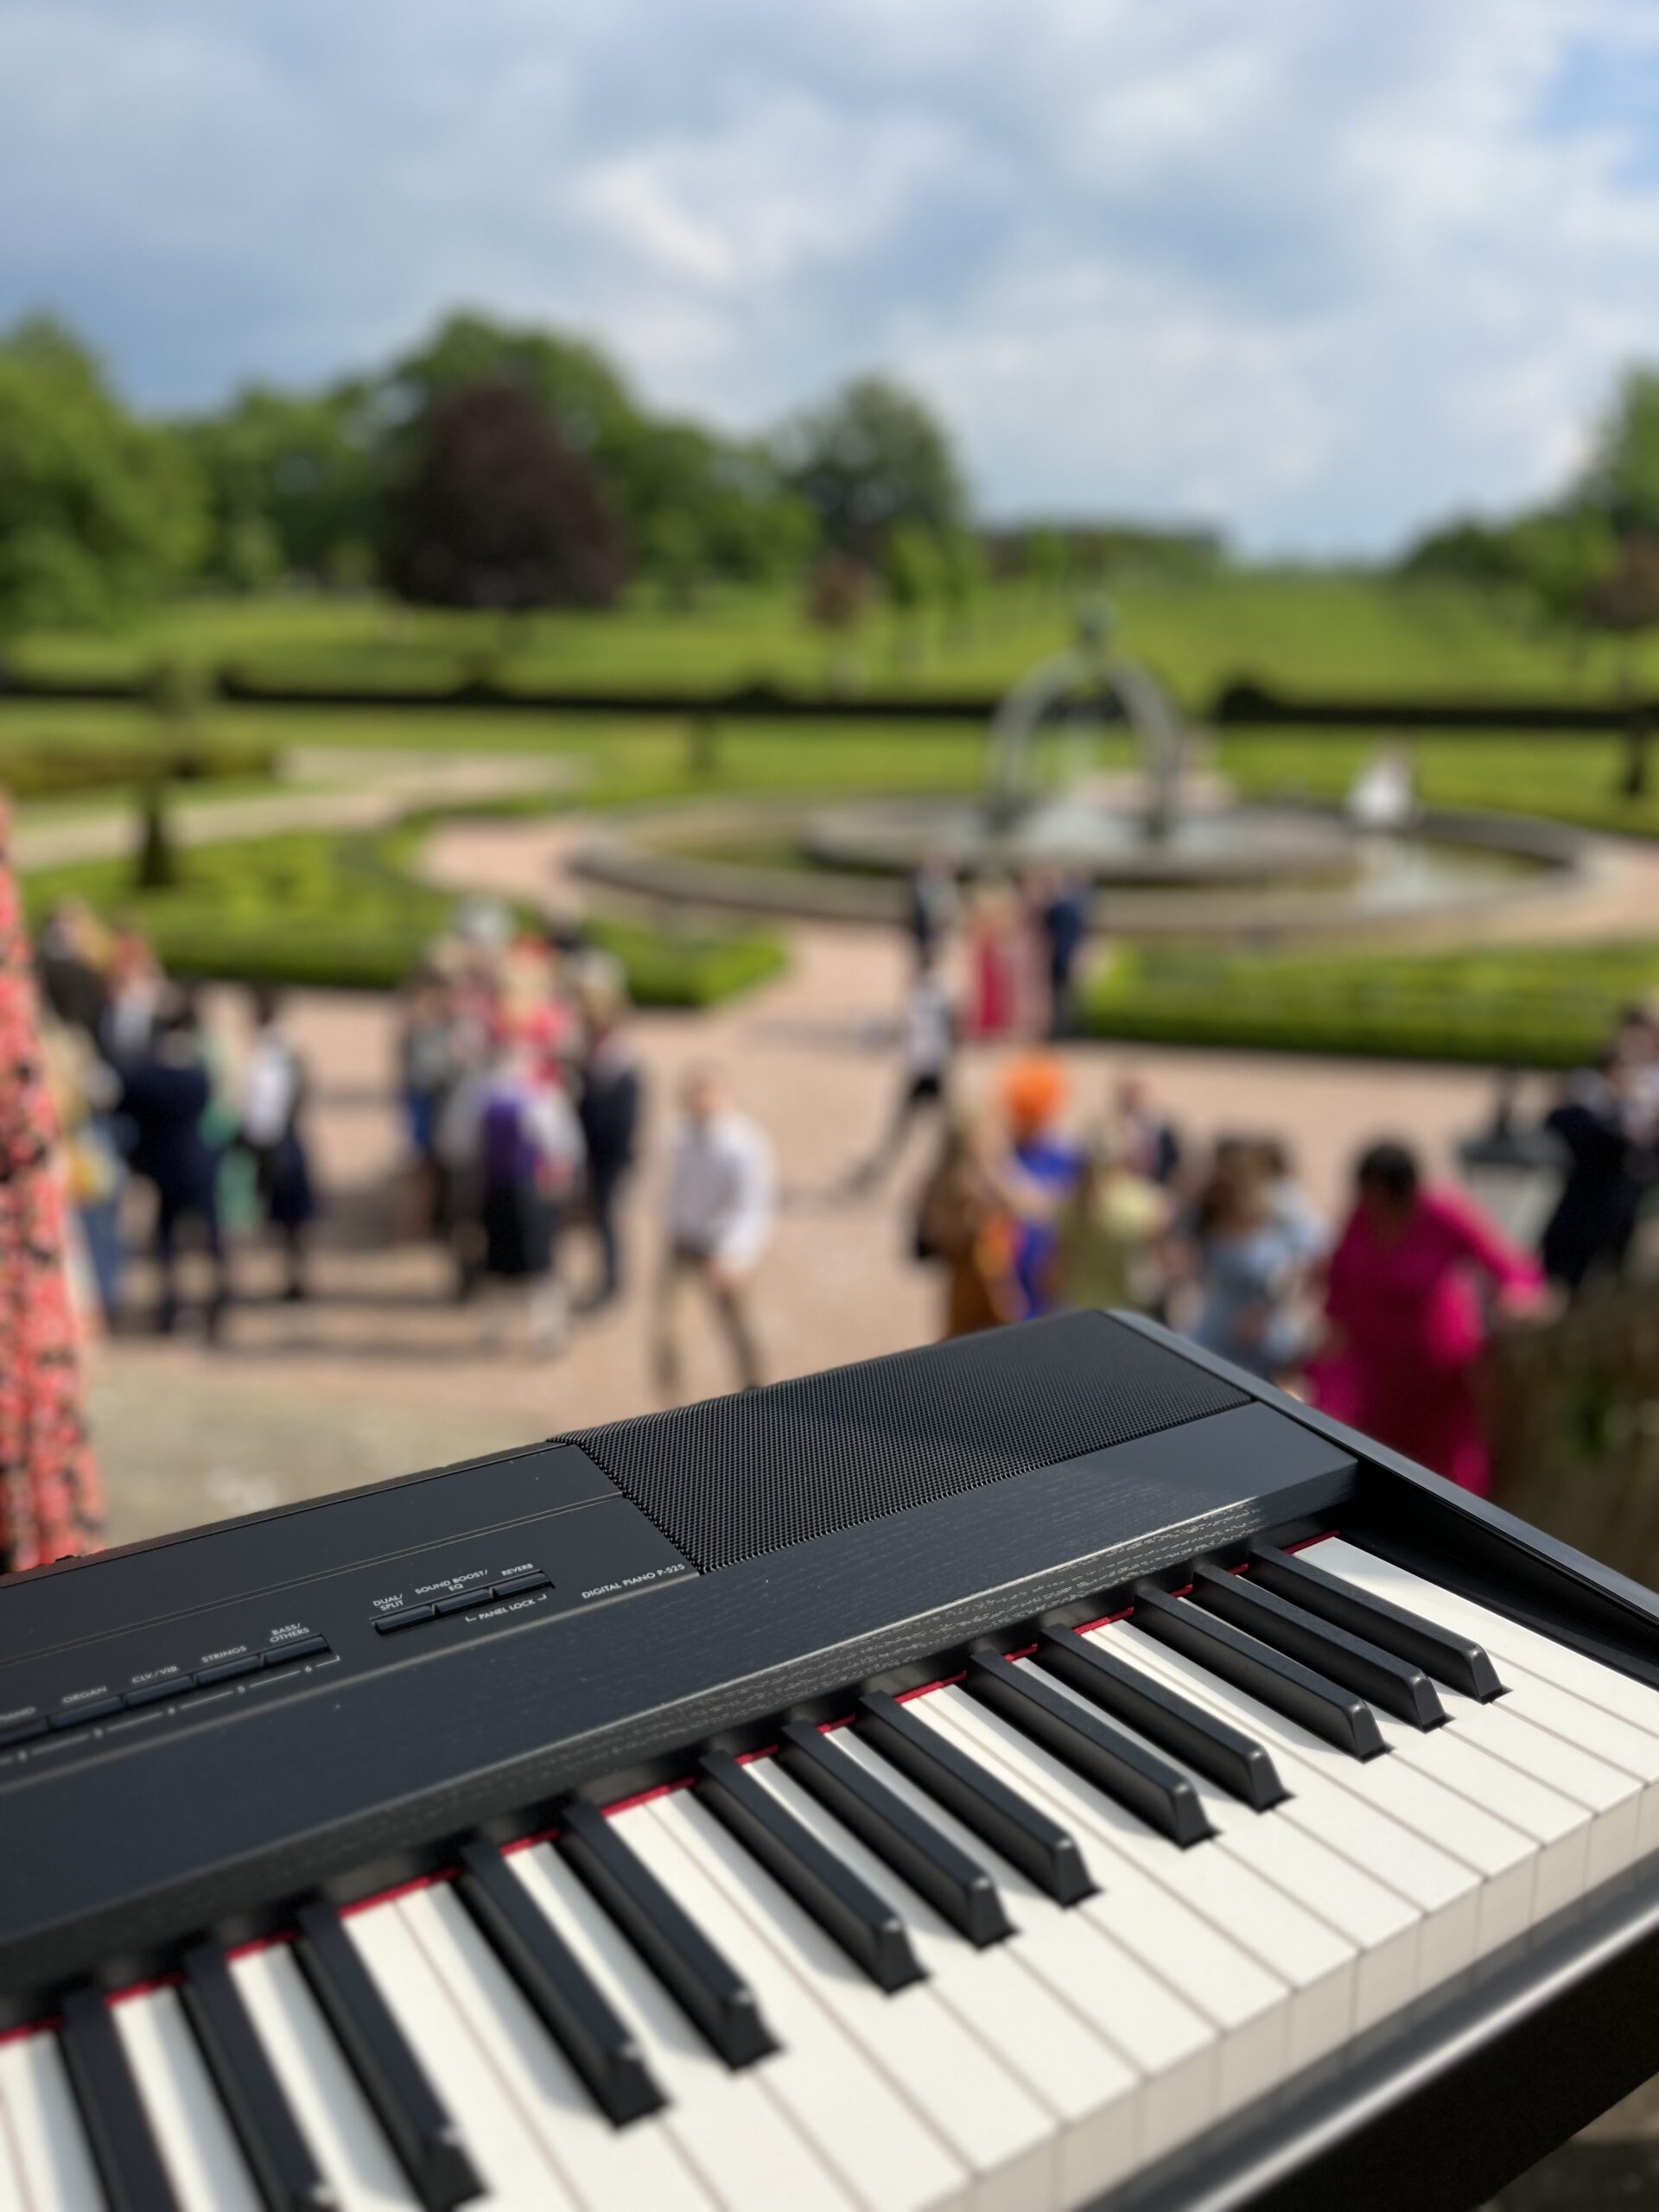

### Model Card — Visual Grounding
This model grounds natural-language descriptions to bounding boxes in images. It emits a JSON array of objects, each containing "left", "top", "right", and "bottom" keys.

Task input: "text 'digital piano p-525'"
[{"left": 4, "top": 1311, "right": 1659, "bottom": 2212}]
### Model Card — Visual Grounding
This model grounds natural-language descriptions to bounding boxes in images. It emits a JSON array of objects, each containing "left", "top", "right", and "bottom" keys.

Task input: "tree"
[
  {"left": 1583, "top": 535, "right": 1659, "bottom": 642},
  {"left": 805, "top": 554, "right": 870, "bottom": 693},
  {"left": 779, "top": 376, "right": 966, "bottom": 555},
  {"left": 382, "top": 315, "right": 814, "bottom": 588},
  {"left": 1582, "top": 537, "right": 1659, "bottom": 795},
  {"left": 384, "top": 381, "right": 626, "bottom": 610},
  {"left": 1579, "top": 367, "right": 1659, "bottom": 539},
  {"left": 182, "top": 383, "right": 382, "bottom": 585},
  {"left": 881, "top": 518, "right": 942, "bottom": 661},
  {"left": 0, "top": 319, "right": 204, "bottom": 635},
  {"left": 384, "top": 312, "right": 636, "bottom": 463},
  {"left": 938, "top": 529, "right": 988, "bottom": 640}
]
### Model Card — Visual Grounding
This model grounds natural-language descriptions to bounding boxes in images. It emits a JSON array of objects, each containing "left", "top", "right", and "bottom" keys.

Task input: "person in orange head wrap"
[{"left": 999, "top": 1054, "right": 1083, "bottom": 1319}]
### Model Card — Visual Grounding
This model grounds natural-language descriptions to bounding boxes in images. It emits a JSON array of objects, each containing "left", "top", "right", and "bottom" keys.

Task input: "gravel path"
[{"left": 13, "top": 747, "right": 578, "bottom": 870}]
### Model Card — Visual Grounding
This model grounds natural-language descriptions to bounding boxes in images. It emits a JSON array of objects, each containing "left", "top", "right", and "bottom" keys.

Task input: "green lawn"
[
  {"left": 8, "top": 572, "right": 1659, "bottom": 709},
  {"left": 1086, "top": 939, "right": 1659, "bottom": 1069},
  {"left": 3, "top": 698, "right": 1647, "bottom": 838}
]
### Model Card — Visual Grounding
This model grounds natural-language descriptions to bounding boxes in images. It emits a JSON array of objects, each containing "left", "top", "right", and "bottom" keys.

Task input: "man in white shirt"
[{"left": 654, "top": 1068, "right": 774, "bottom": 1395}]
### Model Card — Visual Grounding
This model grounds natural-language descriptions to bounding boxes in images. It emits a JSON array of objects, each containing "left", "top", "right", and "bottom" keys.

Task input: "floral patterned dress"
[{"left": 0, "top": 803, "right": 102, "bottom": 1571}]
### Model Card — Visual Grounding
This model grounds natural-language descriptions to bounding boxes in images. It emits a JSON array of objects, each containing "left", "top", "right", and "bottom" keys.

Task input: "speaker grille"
[{"left": 563, "top": 1313, "right": 1247, "bottom": 1573}]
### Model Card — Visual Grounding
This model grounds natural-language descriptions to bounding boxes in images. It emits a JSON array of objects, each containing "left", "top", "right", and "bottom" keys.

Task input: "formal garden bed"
[
  {"left": 1084, "top": 938, "right": 1659, "bottom": 1067},
  {"left": 19, "top": 817, "right": 788, "bottom": 1007}
]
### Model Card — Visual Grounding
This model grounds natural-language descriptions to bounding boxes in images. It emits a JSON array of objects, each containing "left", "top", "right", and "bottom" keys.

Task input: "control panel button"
[
  {"left": 0, "top": 1716, "right": 48, "bottom": 1748},
  {"left": 51, "top": 1696, "right": 124, "bottom": 1731},
  {"left": 198, "top": 1654, "right": 262, "bottom": 1687},
  {"left": 435, "top": 1588, "right": 494, "bottom": 1617},
  {"left": 124, "top": 1675, "right": 194, "bottom": 1708},
  {"left": 493, "top": 1571, "right": 552, "bottom": 1599},
  {"left": 372, "top": 1604, "right": 435, "bottom": 1634},
  {"left": 264, "top": 1636, "right": 327, "bottom": 1667}
]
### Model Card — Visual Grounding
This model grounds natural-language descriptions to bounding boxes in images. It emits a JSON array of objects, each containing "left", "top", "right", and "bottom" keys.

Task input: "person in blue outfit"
[{"left": 1001, "top": 1056, "right": 1083, "bottom": 1319}]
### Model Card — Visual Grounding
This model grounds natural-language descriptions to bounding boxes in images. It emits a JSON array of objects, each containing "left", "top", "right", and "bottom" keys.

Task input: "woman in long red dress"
[
  {"left": 1311, "top": 1140, "right": 1541, "bottom": 1496},
  {"left": 0, "top": 801, "right": 101, "bottom": 1572}
]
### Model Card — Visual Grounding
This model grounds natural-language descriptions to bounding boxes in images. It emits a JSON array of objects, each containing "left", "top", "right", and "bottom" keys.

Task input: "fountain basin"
[{"left": 571, "top": 791, "right": 1595, "bottom": 944}]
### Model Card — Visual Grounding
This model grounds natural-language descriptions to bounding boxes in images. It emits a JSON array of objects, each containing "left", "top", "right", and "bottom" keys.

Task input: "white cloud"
[{"left": 2, "top": 0, "right": 1659, "bottom": 550}]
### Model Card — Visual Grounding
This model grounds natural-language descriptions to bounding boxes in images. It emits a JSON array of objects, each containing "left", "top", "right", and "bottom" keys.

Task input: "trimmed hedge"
[
  {"left": 20, "top": 823, "right": 789, "bottom": 1007},
  {"left": 0, "top": 728, "right": 280, "bottom": 801},
  {"left": 583, "top": 913, "right": 788, "bottom": 1007},
  {"left": 1084, "top": 941, "right": 1659, "bottom": 1067}
]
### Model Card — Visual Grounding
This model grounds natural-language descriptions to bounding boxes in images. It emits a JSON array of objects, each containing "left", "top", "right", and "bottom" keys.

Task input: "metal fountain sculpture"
[{"left": 984, "top": 601, "right": 1185, "bottom": 844}]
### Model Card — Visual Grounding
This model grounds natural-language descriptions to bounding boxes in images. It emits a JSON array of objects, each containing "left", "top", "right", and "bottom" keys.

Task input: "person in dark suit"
[
  {"left": 1039, "top": 871, "right": 1090, "bottom": 1038},
  {"left": 1540, "top": 1057, "right": 1652, "bottom": 1296},
  {"left": 121, "top": 995, "right": 229, "bottom": 1337},
  {"left": 575, "top": 984, "right": 643, "bottom": 1311}
]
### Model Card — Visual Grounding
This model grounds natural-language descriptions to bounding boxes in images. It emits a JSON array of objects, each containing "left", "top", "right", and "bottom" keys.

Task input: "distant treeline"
[
  {"left": 1396, "top": 367, "right": 1659, "bottom": 640},
  {"left": 0, "top": 308, "right": 1219, "bottom": 640}
]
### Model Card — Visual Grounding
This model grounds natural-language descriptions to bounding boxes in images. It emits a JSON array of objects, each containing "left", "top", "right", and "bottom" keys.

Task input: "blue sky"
[{"left": 3, "top": 0, "right": 1658, "bottom": 553}]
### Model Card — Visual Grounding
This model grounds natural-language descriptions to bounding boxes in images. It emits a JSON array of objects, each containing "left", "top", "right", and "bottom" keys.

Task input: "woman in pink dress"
[
  {"left": 968, "top": 883, "right": 1019, "bottom": 1039},
  {"left": 1311, "top": 1140, "right": 1542, "bottom": 1496},
  {"left": 0, "top": 803, "right": 102, "bottom": 1571}
]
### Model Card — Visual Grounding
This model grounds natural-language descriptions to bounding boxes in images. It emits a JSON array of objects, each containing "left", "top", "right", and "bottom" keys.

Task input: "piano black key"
[
  {"left": 57, "top": 1984, "right": 181, "bottom": 2212},
  {"left": 179, "top": 1940, "right": 334, "bottom": 2212},
  {"left": 454, "top": 1839, "right": 664, "bottom": 2126},
  {"left": 1249, "top": 1543, "right": 1505, "bottom": 1702},
  {"left": 964, "top": 1653, "right": 1216, "bottom": 1848},
  {"left": 1130, "top": 1583, "right": 1388, "bottom": 1760},
  {"left": 696, "top": 1750, "right": 925, "bottom": 1993},
  {"left": 857, "top": 1690, "right": 1096, "bottom": 1906},
  {"left": 780, "top": 1721, "right": 1013, "bottom": 1948},
  {"left": 1189, "top": 1564, "right": 1446, "bottom": 1730},
  {"left": 292, "top": 1902, "right": 480, "bottom": 2210},
  {"left": 1037, "top": 1629, "right": 1289, "bottom": 1811},
  {"left": 557, "top": 1803, "right": 777, "bottom": 2068}
]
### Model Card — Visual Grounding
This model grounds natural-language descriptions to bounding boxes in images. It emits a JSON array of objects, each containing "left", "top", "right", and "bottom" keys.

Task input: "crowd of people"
[
  {"left": 887, "top": 988, "right": 1658, "bottom": 1498},
  {"left": 22, "top": 868, "right": 1659, "bottom": 1511},
  {"left": 397, "top": 908, "right": 776, "bottom": 1386},
  {"left": 35, "top": 899, "right": 313, "bottom": 1338},
  {"left": 907, "top": 855, "right": 1092, "bottom": 1041}
]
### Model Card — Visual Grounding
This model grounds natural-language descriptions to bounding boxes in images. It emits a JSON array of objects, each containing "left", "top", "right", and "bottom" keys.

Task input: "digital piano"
[{"left": 4, "top": 1311, "right": 1659, "bottom": 2212}]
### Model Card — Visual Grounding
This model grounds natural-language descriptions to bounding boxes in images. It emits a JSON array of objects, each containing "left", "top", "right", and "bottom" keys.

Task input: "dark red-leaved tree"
[{"left": 385, "top": 380, "right": 626, "bottom": 609}]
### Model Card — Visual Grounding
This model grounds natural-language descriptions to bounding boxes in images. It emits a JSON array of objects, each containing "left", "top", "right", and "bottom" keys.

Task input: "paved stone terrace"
[{"left": 88, "top": 813, "right": 1537, "bottom": 1549}]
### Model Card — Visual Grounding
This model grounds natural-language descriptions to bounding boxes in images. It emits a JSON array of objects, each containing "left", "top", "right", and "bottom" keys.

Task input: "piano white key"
[
  {"left": 1024, "top": 1660, "right": 1425, "bottom": 2032},
  {"left": 1294, "top": 1549, "right": 1637, "bottom": 1910},
  {"left": 1438, "top": 1689, "right": 1642, "bottom": 1888},
  {"left": 910, "top": 1692, "right": 1291, "bottom": 2115},
  {"left": 1112, "top": 1623, "right": 1537, "bottom": 1954},
  {"left": 1482, "top": 1660, "right": 1659, "bottom": 1856},
  {"left": 110, "top": 1987, "right": 262, "bottom": 2212},
  {"left": 651, "top": 1783, "right": 1058, "bottom": 2212},
  {"left": 1308, "top": 1542, "right": 1659, "bottom": 1849},
  {"left": 1096, "top": 1626, "right": 1484, "bottom": 1981},
  {"left": 230, "top": 1943, "right": 423, "bottom": 2212},
  {"left": 397, "top": 1878, "right": 714, "bottom": 2212},
  {"left": 1327, "top": 1690, "right": 1592, "bottom": 1923},
  {"left": 929, "top": 1684, "right": 1357, "bottom": 2071},
  {"left": 0, "top": 2031, "right": 107, "bottom": 2212},
  {"left": 830, "top": 1724, "right": 1209, "bottom": 2177},
  {"left": 345, "top": 1897, "right": 579, "bottom": 2208},
  {"left": 626, "top": 1798, "right": 976, "bottom": 2212},
  {"left": 0, "top": 2076, "right": 23, "bottom": 2212},
  {"left": 510, "top": 1838, "right": 857, "bottom": 2212},
  {"left": 1309, "top": 1540, "right": 1659, "bottom": 1735},
  {"left": 745, "top": 1751, "right": 1156, "bottom": 2177}
]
